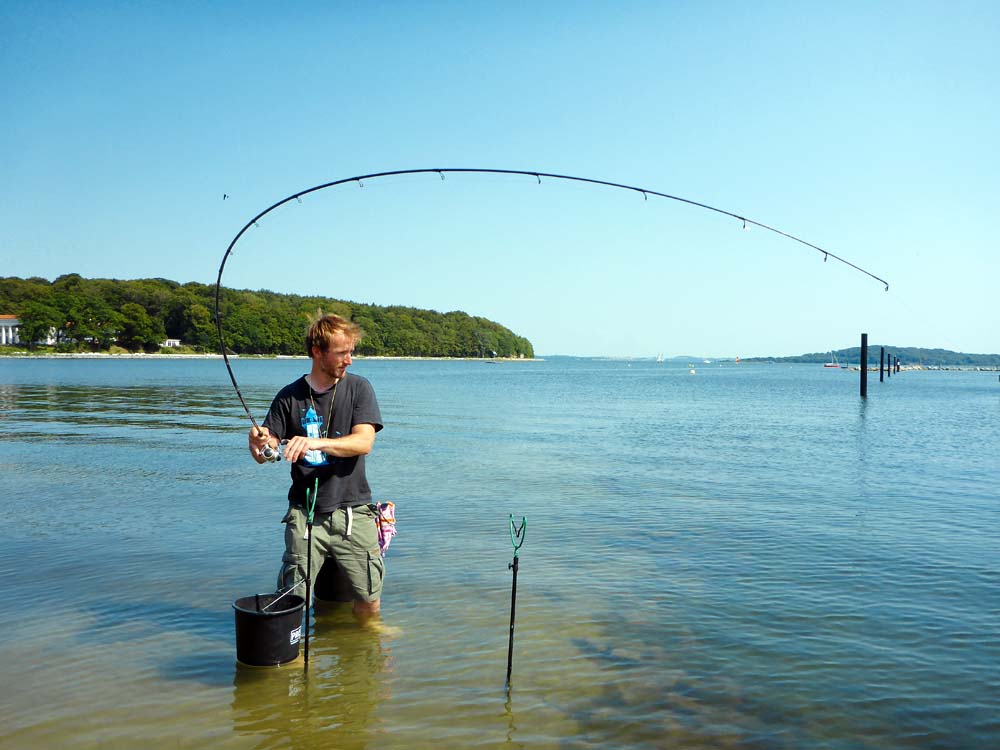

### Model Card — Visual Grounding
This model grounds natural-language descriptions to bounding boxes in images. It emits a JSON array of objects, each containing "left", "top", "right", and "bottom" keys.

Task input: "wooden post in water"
[
  {"left": 887, "top": 352, "right": 892, "bottom": 378},
  {"left": 880, "top": 347, "right": 885, "bottom": 382},
  {"left": 860, "top": 334, "right": 868, "bottom": 398}
]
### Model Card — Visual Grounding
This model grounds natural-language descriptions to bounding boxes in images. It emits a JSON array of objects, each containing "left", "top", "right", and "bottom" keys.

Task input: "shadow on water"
[
  {"left": 79, "top": 598, "right": 228, "bottom": 645},
  {"left": 562, "top": 605, "right": 986, "bottom": 750},
  {"left": 73, "top": 591, "right": 241, "bottom": 687},
  {"left": 161, "top": 649, "right": 238, "bottom": 687},
  {"left": 229, "top": 606, "right": 391, "bottom": 750},
  {"left": 564, "top": 625, "right": 833, "bottom": 750}
]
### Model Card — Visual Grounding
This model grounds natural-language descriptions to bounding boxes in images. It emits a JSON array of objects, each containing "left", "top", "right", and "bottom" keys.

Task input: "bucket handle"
[{"left": 260, "top": 576, "right": 306, "bottom": 612}]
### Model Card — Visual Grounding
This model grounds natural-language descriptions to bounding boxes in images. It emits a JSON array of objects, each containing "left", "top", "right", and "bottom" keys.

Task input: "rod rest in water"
[{"left": 506, "top": 514, "right": 527, "bottom": 692}]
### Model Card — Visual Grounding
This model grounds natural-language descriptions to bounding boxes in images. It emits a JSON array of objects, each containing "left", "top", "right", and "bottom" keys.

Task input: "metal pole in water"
[
  {"left": 304, "top": 520, "right": 313, "bottom": 670},
  {"left": 860, "top": 334, "right": 869, "bottom": 398},
  {"left": 880, "top": 347, "right": 885, "bottom": 383},
  {"left": 303, "top": 478, "right": 318, "bottom": 671},
  {"left": 506, "top": 556, "right": 519, "bottom": 683},
  {"left": 506, "top": 515, "right": 527, "bottom": 692}
]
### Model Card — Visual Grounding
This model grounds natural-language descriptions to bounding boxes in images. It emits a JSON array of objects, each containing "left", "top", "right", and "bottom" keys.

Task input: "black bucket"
[{"left": 233, "top": 593, "right": 306, "bottom": 667}]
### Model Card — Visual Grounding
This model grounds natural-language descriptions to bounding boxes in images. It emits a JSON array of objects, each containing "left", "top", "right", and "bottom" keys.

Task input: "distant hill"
[
  {"left": 0, "top": 274, "right": 534, "bottom": 358},
  {"left": 743, "top": 347, "right": 999, "bottom": 367}
]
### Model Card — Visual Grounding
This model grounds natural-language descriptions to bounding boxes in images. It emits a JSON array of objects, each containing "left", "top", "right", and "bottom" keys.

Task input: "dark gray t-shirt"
[{"left": 263, "top": 373, "right": 383, "bottom": 513}]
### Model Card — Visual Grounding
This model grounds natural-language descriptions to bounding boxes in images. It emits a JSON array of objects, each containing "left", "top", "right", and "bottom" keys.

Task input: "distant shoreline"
[
  {"left": 1, "top": 353, "right": 996, "bottom": 370},
  {"left": 0, "top": 352, "right": 541, "bottom": 362}
]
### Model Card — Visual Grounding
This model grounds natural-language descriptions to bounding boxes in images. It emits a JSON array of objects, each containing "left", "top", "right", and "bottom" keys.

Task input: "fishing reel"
[{"left": 259, "top": 439, "right": 287, "bottom": 463}]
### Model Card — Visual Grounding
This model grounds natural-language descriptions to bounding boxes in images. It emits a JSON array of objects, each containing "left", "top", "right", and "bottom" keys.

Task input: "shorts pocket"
[
  {"left": 281, "top": 506, "right": 306, "bottom": 540},
  {"left": 366, "top": 549, "right": 385, "bottom": 597},
  {"left": 277, "top": 561, "right": 302, "bottom": 593}
]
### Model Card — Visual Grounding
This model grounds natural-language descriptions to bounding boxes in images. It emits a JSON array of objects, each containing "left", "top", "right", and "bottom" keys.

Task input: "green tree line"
[
  {"left": 0, "top": 275, "right": 535, "bottom": 358},
  {"left": 745, "top": 347, "right": 1000, "bottom": 367}
]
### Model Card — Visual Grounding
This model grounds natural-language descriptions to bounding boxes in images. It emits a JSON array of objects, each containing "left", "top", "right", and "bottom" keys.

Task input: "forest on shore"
[
  {"left": 742, "top": 347, "right": 1000, "bottom": 367},
  {"left": 0, "top": 275, "right": 534, "bottom": 358}
]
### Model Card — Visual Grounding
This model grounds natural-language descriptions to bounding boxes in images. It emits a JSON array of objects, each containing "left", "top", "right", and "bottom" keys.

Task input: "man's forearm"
[
  {"left": 318, "top": 431, "right": 374, "bottom": 457},
  {"left": 282, "top": 424, "right": 375, "bottom": 464}
]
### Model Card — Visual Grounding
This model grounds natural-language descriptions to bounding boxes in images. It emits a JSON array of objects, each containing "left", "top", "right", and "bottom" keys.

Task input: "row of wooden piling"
[{"left": 859, "top": 332, "right": 901, "bottom": 398}]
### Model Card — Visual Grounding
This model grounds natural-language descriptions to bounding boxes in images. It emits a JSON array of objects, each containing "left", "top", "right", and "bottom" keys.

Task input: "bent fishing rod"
[{"left": 215, "top": 167, "right": 891, "bottom": 428}]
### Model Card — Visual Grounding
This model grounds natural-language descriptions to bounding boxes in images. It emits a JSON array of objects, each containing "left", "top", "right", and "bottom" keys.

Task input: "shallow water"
[{"left": 0, "top": 357, "right": 997, "bottom": 749}]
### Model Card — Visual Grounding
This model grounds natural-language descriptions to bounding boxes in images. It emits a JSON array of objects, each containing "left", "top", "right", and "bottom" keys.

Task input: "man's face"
[{"left": 315, "top": 332, "right": 355, "bottom": 380}]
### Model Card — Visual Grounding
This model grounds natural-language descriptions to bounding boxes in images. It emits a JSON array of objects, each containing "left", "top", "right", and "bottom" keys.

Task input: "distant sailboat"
[
  {"left": 824, "top": 351, "right": 840, "bottom": 368},
  {"left": 656, "top": 353, "right": 664, "bottom": 363}
]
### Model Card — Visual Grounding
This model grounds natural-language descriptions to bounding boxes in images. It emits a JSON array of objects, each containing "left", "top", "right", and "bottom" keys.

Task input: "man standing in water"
[{"left": 248, "top": 313, "right": 384, "bottom": 621}]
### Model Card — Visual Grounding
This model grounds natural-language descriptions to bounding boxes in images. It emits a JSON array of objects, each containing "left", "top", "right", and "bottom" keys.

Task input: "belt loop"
[{"left": 345, "top": 505, "right": 353, "bottom": 538}]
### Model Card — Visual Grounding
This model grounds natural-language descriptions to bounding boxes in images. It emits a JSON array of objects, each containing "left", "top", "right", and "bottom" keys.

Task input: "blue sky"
[{"left": 2, "top": 1, "right": 997, "bottom": 357}]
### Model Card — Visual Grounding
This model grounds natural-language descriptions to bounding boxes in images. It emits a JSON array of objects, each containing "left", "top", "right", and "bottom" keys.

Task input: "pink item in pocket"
[{"left": 376, "top": 501, "right": 396, "bottom": 556}]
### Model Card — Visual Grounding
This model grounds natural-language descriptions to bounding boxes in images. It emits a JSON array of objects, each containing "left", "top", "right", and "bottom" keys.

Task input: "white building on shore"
[{"left": 0, "top": 315, "right": 20, "bottom": 345}]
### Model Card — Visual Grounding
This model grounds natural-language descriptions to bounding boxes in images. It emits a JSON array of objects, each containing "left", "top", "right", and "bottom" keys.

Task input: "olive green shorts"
[{"left": 277, "top": 504, "right": 384, "bottom": 604}]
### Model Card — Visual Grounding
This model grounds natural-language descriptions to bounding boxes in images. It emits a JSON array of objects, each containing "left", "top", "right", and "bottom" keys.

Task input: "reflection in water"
[
  {"left": 231, "top": 606, "right": 391, "bottom": 749},
  {"left": 3, "top": 382, "right": 250, "bottom": 434},
  {"left": 854, "top": 397, "right": 873, "bottom": 535},
  {"left": 503, "top": 692, "right": 524, "bottom": 750}
]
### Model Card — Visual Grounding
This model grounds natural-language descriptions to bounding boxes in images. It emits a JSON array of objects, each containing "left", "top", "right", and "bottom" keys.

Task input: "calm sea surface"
[{"left": 0, "top": 356, "right": 997, "bottom": 749}]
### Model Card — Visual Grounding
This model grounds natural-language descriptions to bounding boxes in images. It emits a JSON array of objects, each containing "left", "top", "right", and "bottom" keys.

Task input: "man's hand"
[
  {"left": 282, "top": 435, "right": 320, "bottom": 464},
  {"left": 249, "top": 426, "right": 274, "bottom": 463}
]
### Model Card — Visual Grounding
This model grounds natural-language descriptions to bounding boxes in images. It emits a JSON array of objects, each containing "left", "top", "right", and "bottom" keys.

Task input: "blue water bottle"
[{"left": 301, "top": 404, "right": 328, "bottom": 465}]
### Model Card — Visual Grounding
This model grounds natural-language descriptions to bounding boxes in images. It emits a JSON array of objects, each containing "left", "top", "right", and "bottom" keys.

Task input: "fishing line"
[{"left": 214, "top": 168, "right": 892, "bottom": 428}]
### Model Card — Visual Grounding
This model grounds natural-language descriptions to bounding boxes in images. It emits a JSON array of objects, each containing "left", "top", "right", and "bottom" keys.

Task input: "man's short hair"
[{"left": 306, "top": 312, "right": 362, "bottom": 356}]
